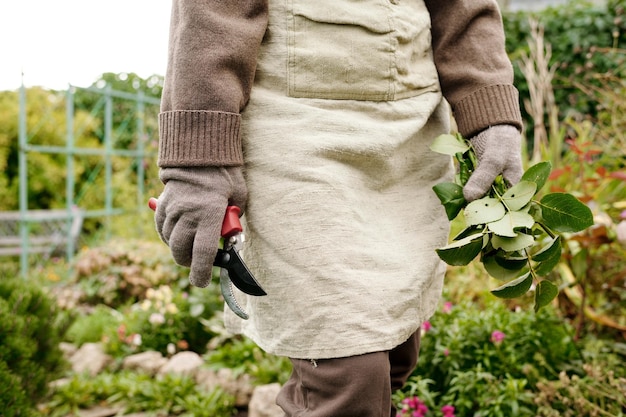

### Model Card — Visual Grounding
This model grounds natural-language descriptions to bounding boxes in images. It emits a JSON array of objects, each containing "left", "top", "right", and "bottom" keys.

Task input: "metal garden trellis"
[{"left": 12, "top": 83, "right": 161, "bottom": 276}]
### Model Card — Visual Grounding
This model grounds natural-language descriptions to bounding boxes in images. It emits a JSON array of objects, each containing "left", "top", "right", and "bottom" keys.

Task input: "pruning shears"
[{"left": 148, "top": 198, "right": 266, "bottom": 320}]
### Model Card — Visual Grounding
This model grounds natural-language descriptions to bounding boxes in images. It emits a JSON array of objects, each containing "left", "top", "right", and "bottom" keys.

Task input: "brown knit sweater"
[{"left": 158, "top": 0, "right": 522, "bottom": 168}]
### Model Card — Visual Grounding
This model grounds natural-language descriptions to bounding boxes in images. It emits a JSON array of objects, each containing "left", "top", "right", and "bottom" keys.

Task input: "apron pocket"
[{"left": 287, "top": 0, "right": 439, "bottom": 102}]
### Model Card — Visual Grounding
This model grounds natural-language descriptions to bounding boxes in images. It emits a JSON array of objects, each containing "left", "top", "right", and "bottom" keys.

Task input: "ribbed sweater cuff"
[
  {"left": 158, "top": 110, "right": 243, "bottom": 167},
  {"left": 453, "top": 84, "right": 523, "bottom": 138}
]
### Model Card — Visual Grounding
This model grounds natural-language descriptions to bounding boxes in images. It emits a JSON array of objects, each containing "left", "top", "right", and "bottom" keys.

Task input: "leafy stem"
[
  {"left": 534, "top": 218, "right": 557, "bottom": 240},
  {"left": 523, "top": 248, "right": 539, "bottom": 281},
  {"left": 429, "top": 133, "right": 594, "bottom": 310}
]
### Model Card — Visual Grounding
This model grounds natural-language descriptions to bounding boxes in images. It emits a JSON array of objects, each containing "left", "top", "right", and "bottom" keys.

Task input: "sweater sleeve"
[
  {"left": 158, "top": 0, "right": 269, "bottom": 168},
  {"left": 424, "top": 0, "right": 523, "bottom": 137}
]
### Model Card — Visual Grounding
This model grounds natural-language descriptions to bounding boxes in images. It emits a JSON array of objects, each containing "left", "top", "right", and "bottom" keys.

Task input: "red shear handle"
[
  {"left": 221, "top": 206, "right": 242, "bottom": 238},
  {"left": 148, "top": 198, "right": 242, "bottom": 238}
]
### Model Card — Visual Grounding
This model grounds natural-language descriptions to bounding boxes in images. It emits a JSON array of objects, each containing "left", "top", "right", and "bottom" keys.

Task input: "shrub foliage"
[{"left": 0, "top": 277, "right": 68, "bottom": 416}]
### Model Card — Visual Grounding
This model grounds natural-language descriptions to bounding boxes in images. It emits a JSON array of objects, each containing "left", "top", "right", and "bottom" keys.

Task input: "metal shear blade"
[
  {"left": 214, "top": 247, "right": 267, "bottom": 296},
  {"left": 220, "top": 268, "right": 249, "bottom": 320},
  {"left": 213, "top": 235, "right": 267, "bottom": 320}
]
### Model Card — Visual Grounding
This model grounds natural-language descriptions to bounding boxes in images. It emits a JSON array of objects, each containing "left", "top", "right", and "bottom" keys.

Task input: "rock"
[
  {"left": 49, "top": 377, "right": 71, "bottom": 389},
  {"left": 59, "top": 342, "right": 78, "bottom": 358},
  {"left": 196, "top": 367, "right": 255, "bottom": 407},
  {"left": 122, "top": 351, "right": 168, "bottom": 375},
  {"left": 76, "top": 406, "right": 121, "bottom": 417},
  {"left": 70, "top": 343, "right": 112, "bottom": 376},
  {"left": 116, "top": 414, "right": 163, "bottom": 417},
  {"left": 233, "top": 373, "right": 255, "bottom": 407},
  {"left": 248, "top": 383, "right": 283, "bottom": 417},
  {"left": 157, "top": 351, "right": 204, "bottom": 377},
  {"left": 195, "top": 367, "right": 225, "bottom": 391}
]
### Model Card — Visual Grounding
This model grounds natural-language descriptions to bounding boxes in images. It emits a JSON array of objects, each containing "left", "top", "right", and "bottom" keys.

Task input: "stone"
[
  {"left": 70, "top": 343, "right": 112, "bottom": 376},
  {"left": 233, "top": 372, "right": 255, "bottom": 407},
  {"left": 196, "top": 367, "right": 255, "bottom": 407},
  {"left": 116, "top": 414, "right": 161, "bottom": 417},
  {"left": 157, "top": 351, "right": 204, "bottom": 377},
  {"left": 49, "top": 377, "right": 71, "bottom": 389},
  {"left": 248, "top": 383, "right": 283, "bottom": 417},
  {"left": 59, "top": 342, "right": 78, "bottom": 358},
  {"left": 122, "top": 350, "right": 168, "bottom": 375},
  {"left": 76, "top": 406, "right": 121, "bottom": 417}
]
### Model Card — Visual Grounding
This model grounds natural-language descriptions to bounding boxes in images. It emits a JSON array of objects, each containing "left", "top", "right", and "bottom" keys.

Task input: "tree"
[
  {"left": 0, "top": 72, "right": 162, "bottom": 214},
  {"left": 0, "top": 87, "right": 101, "bottom": 211}
]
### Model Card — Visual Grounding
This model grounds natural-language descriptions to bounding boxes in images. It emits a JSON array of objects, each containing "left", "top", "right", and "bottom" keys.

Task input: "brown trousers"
[{"left": 276, "top": 331, "right": 421, "bottom": 417}]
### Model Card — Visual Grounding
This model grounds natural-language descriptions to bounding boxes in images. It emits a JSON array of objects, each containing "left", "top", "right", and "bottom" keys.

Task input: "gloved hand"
[
  {"left": 463, "top": 124, "right": 524, "bottom": 202},
  {"left": 155, "top": 166, "right": 247, "bottom": 287}
]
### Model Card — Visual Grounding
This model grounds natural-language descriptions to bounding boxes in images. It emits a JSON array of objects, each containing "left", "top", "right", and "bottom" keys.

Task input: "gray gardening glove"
[
  {"left": 463, "top": 124, "right": 524, "bottom": 202},
  {"left": 155, "top": 166, "right": 247, "bottom": 287}
]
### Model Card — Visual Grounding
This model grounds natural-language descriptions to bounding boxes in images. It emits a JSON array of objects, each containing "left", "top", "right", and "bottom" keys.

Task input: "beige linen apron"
[{"left": 224, "top": 0, "right": 454, "bottom": 359}]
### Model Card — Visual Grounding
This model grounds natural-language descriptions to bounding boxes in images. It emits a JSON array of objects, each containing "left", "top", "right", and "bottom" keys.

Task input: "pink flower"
[
  {"left": 422, "top": 321, "right": 432, "bottom": 333},
  {"left": 441, "top": 404, "right": 456, "bottom": 417},
  {"left": 491, "top": 330, "right": 506, "bottom": 344},
  {"left": 403, "top": 397, "right": 419, "bottom": 409},
  {"left": 117, "top": 324, "right": 126, "bottom": 339},
  {"left": 402, "top": 396, "right": 428, "bottom": 417},
  {"left": 443, "top": 348, "right": 449, "bottom": 356},
  {"left": 442, "top": 301, "right": 453, "bottom": 313}
]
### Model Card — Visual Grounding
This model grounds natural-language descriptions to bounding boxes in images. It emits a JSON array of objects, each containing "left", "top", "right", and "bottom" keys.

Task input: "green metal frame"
[{"left": 17, "top": 84, "right": 160, "bottom": 276}]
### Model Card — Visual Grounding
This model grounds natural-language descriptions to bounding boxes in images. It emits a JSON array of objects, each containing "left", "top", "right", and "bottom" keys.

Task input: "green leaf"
[
  {"left": 539, "top": 193, "right": 594, "bottom": 233},
  {"left": 488, "top": 211, "right": 535, "bottom": 237},
  {"left": 534, "top": 251, "right": 562, "bottom": 276},
  {"left": 528, "top": 202, "right": 543, "bottom": 223},
  {"left": 534, "top": 280, "right": 559, "bottom": 311},
  {"left": 492, "top": 233, "right": 535, "bottom": 252},
  {"left": 430, "top": 134, "right": 470, "bottom": 156},
  {"left": 436, "top": 233, "right": 484, "bottom": 266},
  {"left": 453, "top": 225, "right": 483, "bottom": 241},
  {"left": 533, "top": 236, "right": 561, "bottom": 262},
  {"left": 464, "top": 197, "right": 506, "bottom": 226},
  {"left": 432, "top": 182, "right": 466, "bottom": 220},
  {"left": 521, "top": 161, "right": 552, "bottom": 194},
  {"left": 494, "top": 253, "right": 528, "bottom": 270},
  {"left": 491, "top": 272, "right": 533, "bottom": 299},
  {"left": 482, "top": 253, "right": 529, "bottom": 281},
  {"left": 501, "top": 181, "right": 537, "bottom": 211},
  {"left": 533, "top": 237, "right": 562, "bottom": 276},
  {"left": 570, "top": 248, "right": 589, "bottom": 279}
]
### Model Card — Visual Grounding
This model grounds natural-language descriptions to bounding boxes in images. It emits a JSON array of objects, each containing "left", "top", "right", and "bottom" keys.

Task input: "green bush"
[
  {"left": 58, "top": 239, "right": 232, "bottom": 357},
  {"left": 394, "top": 300, "right": 583, "bottom": 416},
  {"left": 41, "top": 371, "right": 235, "bottom": 417},
  {"left": 504, "top": 0, "right": 626, "bottom": 125},
  {"left": 0, "top": 277, "right": 69, "bottom": 416},
  {"left": 69, "top": 238, "right": 187, "bottom": 308},
  {"left": 65, "top": 304, "right": 120, "bottom": 346},
  {"left": 394, "top": 300, "right": 626, "bottom": 416},
  {"left": 421, "top": 300, "right": 579, "bottom": 385},
  {"left": 103, "top": 283, "right": 224, "bottom": 357},
  {"left": 205, "top": 336, "right": 293, "bottom": 385}
]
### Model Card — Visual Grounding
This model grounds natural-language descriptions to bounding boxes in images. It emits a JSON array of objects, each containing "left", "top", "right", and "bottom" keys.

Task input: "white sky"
[{"left": 0, "top": 0, "right": 172, "bottom": 91}]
